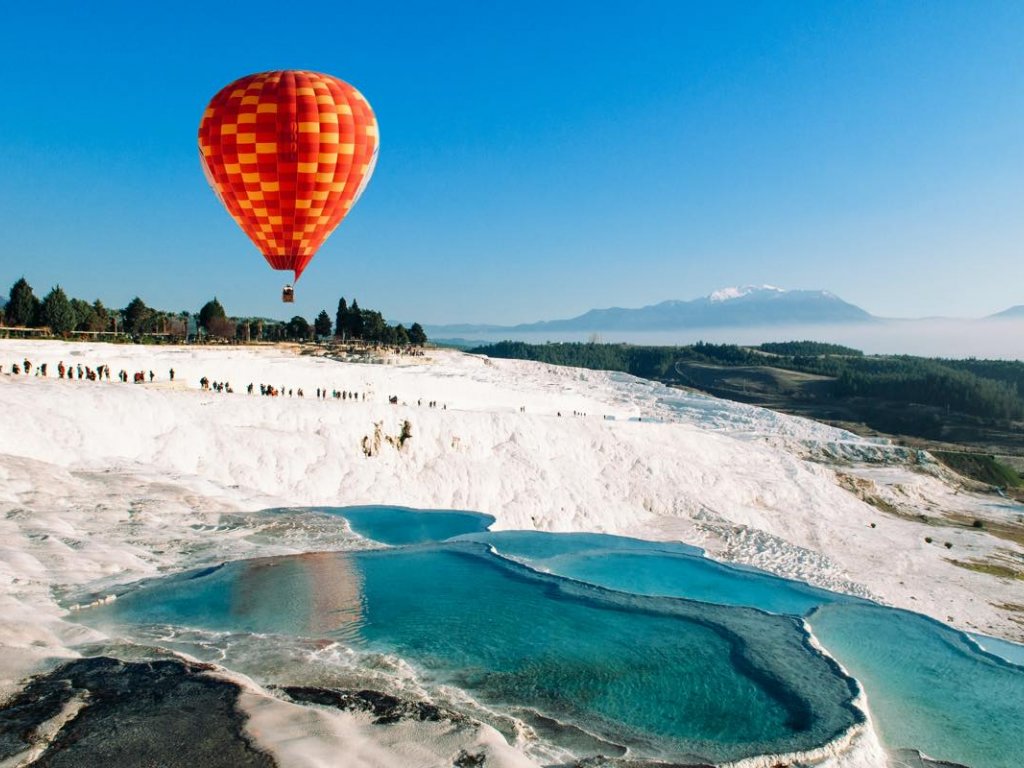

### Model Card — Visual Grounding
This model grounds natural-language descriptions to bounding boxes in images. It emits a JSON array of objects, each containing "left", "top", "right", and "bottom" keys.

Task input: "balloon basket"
[{"left": 282, "top": 284, "right": 295, "bottom": 303}]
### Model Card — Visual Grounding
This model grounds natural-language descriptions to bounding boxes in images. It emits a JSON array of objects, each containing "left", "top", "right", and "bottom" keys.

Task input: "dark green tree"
[
  {"left": 348, "top": 299, "right": 363, "bottom": 339},
  {"left": 40, "top": 286, "right": 75, "bottom": 335},
  {"left": 5, "top": 277, "right": 38, "bottom": 327},
  {"left": 89, "top": 300, "right": 111, "bottom": 332},
  {"left": 123, "top": 297, "right": 153, "bottom": 335},
  {"left": 408, "top": 322, "right": 427, "bottom": 346},
  {"left": 334, "top": 297, "right": 348, "bottom": 338},
  {"left": 314, "top": 309, "right": 333, "bottom": 338},
  {"left": 69, "top": 298, "right": 93, "bottom": 331},
  {"left": 393, "top": 323, "right": 410, "bottom": 345},
  {"left": 198, "top": 297, "right": 227, "bottom": 331},
  {"left": 285, "top": 315, "right": 310, "bottom": 339},
  {"left": 360, "top": 309, "right": 387, "bottom": 342}
]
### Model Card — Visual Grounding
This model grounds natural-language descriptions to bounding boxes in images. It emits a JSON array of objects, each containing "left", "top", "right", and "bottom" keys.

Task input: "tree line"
[
  {"left": 3, "top": 277, "right": 427, "bottom": 346},
  {"left": 4, "top": 277, "right": 175, "bottom": 337},
  {"left": 469, "top": 340, "right": 1024, "bottom": 422}
]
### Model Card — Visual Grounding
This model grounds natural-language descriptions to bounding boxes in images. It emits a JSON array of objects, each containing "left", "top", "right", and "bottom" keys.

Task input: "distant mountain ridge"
[
  {"left": 991, "top": 305, "right": 1024, "bottom": 319},
  {"left": 428, "top": 285, "right": 875, "bottom": 335}
]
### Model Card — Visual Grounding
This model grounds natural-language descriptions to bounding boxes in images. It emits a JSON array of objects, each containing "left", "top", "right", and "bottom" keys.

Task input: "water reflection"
[{"left": 233, "top": 552, "right": 365, "bottom": 639}]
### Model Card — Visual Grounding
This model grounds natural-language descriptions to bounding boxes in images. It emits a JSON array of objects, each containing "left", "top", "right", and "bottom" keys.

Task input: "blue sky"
[{"left": 1, "top": 1, "right": 1022, "bottom": 324}]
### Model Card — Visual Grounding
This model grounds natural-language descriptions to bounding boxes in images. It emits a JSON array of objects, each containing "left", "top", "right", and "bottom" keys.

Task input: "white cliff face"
[{"left": 0, "top": 339, "right": 1021, "bottom": 767}]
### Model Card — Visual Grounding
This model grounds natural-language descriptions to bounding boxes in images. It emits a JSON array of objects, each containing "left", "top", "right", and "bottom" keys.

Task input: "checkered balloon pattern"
[{"left": 198, "top": 70, "right": 378, "bottom": 280}]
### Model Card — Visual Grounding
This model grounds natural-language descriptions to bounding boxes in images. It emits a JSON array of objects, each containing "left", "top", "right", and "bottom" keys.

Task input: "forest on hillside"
[{"left": 469, "top": 340, "right": 1024, "bottom": 423}]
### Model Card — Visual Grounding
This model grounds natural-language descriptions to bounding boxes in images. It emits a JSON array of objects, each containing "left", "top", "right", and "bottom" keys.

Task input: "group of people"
[
  {"left": 4, "top": 359, "right": 178, "bottom": 385},
  {"left": 2, "top": 358, "right": 46, "bottom": 377},
  {"left": 391, "top": 346, "right": 425, "bottom": 357},
  {"left": 190, "top": 377, "right": 449, "bottom": 409},
  {"left": 195, "top": 380, "right": 368, "bottom": 400},
  {"left": 199, "top": 377, "right": 233, "bottom": 393},
  {"left": 3, "top": 358, "right": 113, "bottom": 381},
  {"left": 6, "top": 355, "right": 459, "bottom": 413},
  {"left": 316, "top": 388, "right": 365, "bottom": 401},
  {"left": 254, "top": 383, "right": 299, "bottom": 397},
  {"left": 196, "top": 379, "right": 449, "bottom": 411}
]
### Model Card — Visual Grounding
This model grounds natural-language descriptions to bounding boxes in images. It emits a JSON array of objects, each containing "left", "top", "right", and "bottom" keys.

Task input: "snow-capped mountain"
[
  {"left": 708, "top": 284, "right": 787, "bottom": 302},
  {"left": 428, "top": 286, "right": 874, "bottom": 335}
]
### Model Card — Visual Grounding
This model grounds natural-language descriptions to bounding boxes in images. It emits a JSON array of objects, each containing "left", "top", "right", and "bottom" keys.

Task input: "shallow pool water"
[
  {"left": 80, "top": 506, "right": 1024, "bottom": 767},
  {"left": 83, "top": 545, "right": 860, "bottom": 763},
  {"left": 327, "top": 505, "right": 494, "bottom": 545},
  {"left": 808, "top": 603, "right": 1024, "bottom": 768},
  {"left": 970, "top": 632, "right": 1024, "bottom": 667},
  {"left": 464, "top": 529, "right": 1024, "bottom": 768},
  {"left": 469, "top": 529, "right": 838, "bottom": 616}
]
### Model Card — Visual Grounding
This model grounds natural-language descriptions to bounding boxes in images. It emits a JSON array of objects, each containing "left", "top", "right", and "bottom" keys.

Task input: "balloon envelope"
[{"left": 198, "top": 70, "right": 378, "bottom": 280}]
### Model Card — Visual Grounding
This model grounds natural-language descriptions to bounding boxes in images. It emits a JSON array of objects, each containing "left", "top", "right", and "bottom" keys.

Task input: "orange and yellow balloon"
[{"left": 198, "top": 70, "right": 378, "bottom": 281}]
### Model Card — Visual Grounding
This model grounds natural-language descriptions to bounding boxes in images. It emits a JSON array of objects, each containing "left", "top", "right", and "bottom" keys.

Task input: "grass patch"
[
  {"left": 949, "top": 559, "right": 1024, "bottom": 580},
  {"left": 862, "top": 495, "right": 900, "bottom": 515},
  {"left": 932, "top": 450, "right": 1024, "bottom": 488}
]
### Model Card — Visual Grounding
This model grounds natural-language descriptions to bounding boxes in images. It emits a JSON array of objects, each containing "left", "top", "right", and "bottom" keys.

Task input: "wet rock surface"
[
  {"left": 280, "top": 684, "right": 469, "bottom": 726},
  {"left": 0, "top": 656, "right": 274, "bottom": 767}
]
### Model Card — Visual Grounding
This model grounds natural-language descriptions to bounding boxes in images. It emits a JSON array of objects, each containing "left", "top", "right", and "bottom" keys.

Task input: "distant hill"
[
  {"left": 428, "top": 286, "right": 875, "bottom": 336},
  {"left": 990, "top": 305, "right": 1024, "bottom": 319}
]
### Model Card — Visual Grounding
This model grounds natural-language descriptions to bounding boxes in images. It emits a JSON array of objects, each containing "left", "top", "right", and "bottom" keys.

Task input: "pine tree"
[
  {"left": 198, "top": 297, "right": 227, "bottom": 331},
  {"left": 335, "top": 298, "right": 348, "bottom": 338},
  {"left": 408, "top": 322, "right": 427, "bottom": 346},
  {"left": 40, "top": 286, "right": 75, "bottom": 335},
  {"left": 349, "top": 299, "right": 363, "bottom": 339},
  {"left": 90, "top": 300, "right": 110, "bottom": 332},
  {"left": 5, "top": 277, "right": 38, "bottom": 327},
  {"left": 360, "top": 309, "right": 386, "bottom": 342},
  {"left": 286, "top": 315, "right": 310, "bottom": 339},
  {"left": 123, "top": 297, "right": 153, "bottom": 335},
  {"left": 314, "top": 309, "right": 332, "bottom": 338},
  {"left": 69, "top": 298, "right": 92, "bottom": 331}
]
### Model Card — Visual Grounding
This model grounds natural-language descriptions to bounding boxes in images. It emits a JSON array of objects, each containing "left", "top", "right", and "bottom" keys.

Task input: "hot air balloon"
[{"left": 198, "top": 70, "right": 378, "bottom": 302}]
